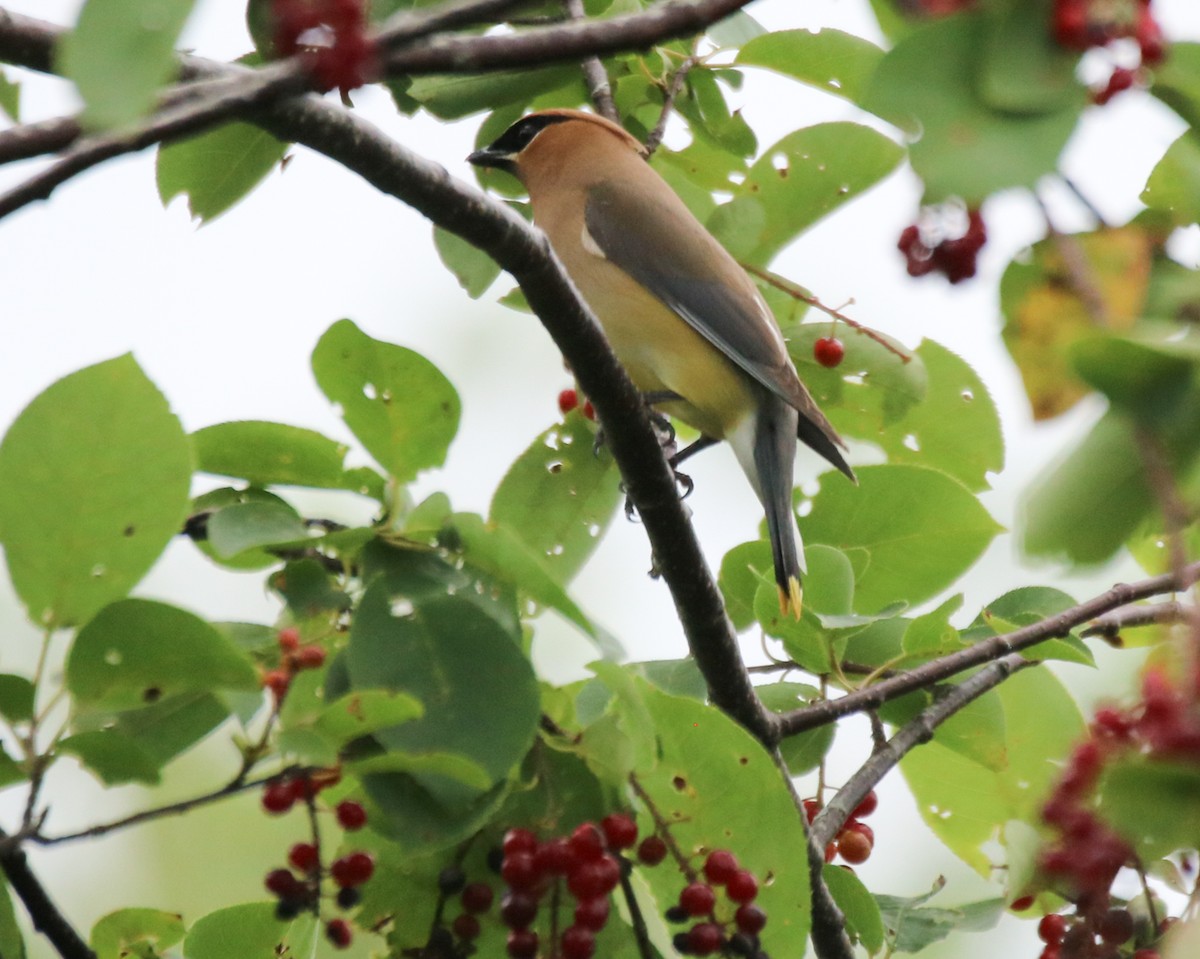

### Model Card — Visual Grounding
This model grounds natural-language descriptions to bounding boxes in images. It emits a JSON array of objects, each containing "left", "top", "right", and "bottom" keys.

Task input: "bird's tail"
[{"left": 732, "top": 398, "right": 805, "bottom": 618}]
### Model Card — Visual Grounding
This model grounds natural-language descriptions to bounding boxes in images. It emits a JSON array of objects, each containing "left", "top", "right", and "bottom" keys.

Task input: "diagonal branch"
[
  {"left": 778, "top": 561, "right": 1200, "bottom": 737},
  {"left": 0, "top": 829, "right": 95, "bottom": 959}
]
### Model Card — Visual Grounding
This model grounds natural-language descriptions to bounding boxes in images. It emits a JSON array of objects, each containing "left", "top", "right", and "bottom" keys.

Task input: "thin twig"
[
  {"left": 617, "top": 863, "right": 656, "bottom": 959},
  {"left": 0, "top": 829, "right": 95, "bottom": 959},
  {"left": 778, "top": 562, "right": 1200, "bottom": 737},
  {"left": 644, "top": 53, "right": 698, "bottom": 156},
  {"left": 1035, "top": 191, "right": 1110, "bottom": 326},
  {"left": 1081, "top": 601, "right": 1195, "bottom": 639},
  {"left": 563, "top": 0, "right": 618, "bottom": 122},
  {"left": 742, "top": 263, "right": 913, "bottom": 363},
  {"left": 1058, "top": 174, "right": 1110, "bottom": 228}
]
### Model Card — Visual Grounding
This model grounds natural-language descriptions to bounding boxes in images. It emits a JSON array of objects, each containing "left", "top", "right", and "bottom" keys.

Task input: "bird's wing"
[{"left": 584, "top": 179, "right": 854, "bottom": 478}]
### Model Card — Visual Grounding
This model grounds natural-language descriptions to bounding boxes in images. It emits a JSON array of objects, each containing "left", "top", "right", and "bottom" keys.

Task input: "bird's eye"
[{"left": 493, "top": 115, "right": 571, "bottom": 155}]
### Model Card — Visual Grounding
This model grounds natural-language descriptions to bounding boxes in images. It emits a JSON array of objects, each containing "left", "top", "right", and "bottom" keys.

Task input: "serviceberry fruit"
[
  {"left": 331, "top": 851, "right": 375, "bottom": 888},
  {"left": 453, "top": 914, "right": 481, "bottom": 941},
  {"left": 500, "top": 890, "right": 539, "bottom": 929},
  {"left": 437, "top": 865, "right": 467, "bottom": 895},
  {"left": 679, "top": 882, "right": 717, "bottom": 916},
  {"left": 574, "top": 896, "right": 611, "bottom": 931},
  {"left": 326, "top": 918, "right": 353, "bottom": 949},
  {"left": 567, "top": 854, "right": 620, "bottom": 899},
  {"left": 735, "top": 903, "right": 768, "bottom": 935},
  {"left": 277, "top": 627, "right": 300, "bottom": 651},
  {"left": 726, "top": 870, "right": 759, "bottom": 904},
  {"left": 534, "top": 837, "right": 576, "bottom": 875},
  {"left": 263, "top": 669, "right": 291, "bottom": 700},
  {"left": 637, "top": 835, "right": 668, "bottom": 866},
  {"left": 813, "top": 336, "right": 845, "bottom": 369},
  {"left": 295, "top": 645, "right": 326, "bottom": 670},
  {"left": 836, "top": 829, "right": 872, "bottom": 865},
  {"left": 507, "top": 928, "right": 539, "bottom": 959},
  {"left": 569, "top": 823, "right": 605, "bottom": 862},
  {"left": 461, "top": 882, "right": 494, "bottom": 913},
  {"left": 501, "top": 851, "right": 539, "bottom": 890},
  {"left": 288, "top": 842, "right": 319, "bottom": 872},
  {"left": 601, "top": 812, "right": 638, "bottom": 850},
  {"left": 558, "top": 388, "right": 579, "bottom": 415},
  {"left": 686, "top": 922, "right": 723, "bottom": 956},
  {"left": 262, "top": 781, "right": 296, "bottom": 814},
  {"left": 561, "top": 924, "right": 597, "bottom": 959},
  {"left": 1038, "top": 913, "right": 1067, "bottom": 944},
  {"left": 265, "top": 868, "right": 301, "bottom": 898},
  {"left": 336, "top": 799, "right": 367, "bottom": 830},
  {"left": 703, "top": 849, "right": 739, "bottom": 885},
  {"left": 336, "top": 886, "right": 361, "bottom": 910},
  {"left": 503, "top": 828, "right": 538, "bottom": 857}
]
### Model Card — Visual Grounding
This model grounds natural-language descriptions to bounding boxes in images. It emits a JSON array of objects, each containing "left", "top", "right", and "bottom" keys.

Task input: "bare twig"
[
  {"left": 644, "top": 53, "right": 698, "bottom": 156},
  {"left": 778, "top": 562, "right": 1200, "bottom": 737},
  {"left": 563, "top": 0, "right": 618, "bottom": 122},
  {"left": 0, "top": 830, "right": 95, "bottom": 959},
  {"left": 1035, "top": 191, "right": 1110, "bottom": 326},
  {"left": 1081, "top": 601, "right": 1195, "bottom": 639}
]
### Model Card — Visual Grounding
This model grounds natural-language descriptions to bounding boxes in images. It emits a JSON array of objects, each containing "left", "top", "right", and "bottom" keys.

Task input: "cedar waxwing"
[{"left": 468, "top": 110, "right": 854, "bottom": 617}]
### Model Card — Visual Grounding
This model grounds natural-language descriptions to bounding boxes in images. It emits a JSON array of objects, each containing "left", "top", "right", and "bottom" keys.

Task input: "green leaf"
[
  {"left": 876, "top": 888, "right": 1005, "bottom": 954},
  {"left": 270, "top": 557, "right": 353, "bottom": 619},
  {"left": 66, "top": 599, "right": 259, "bottom": 710},
  {"left": 1071, "top": 332, "right": 1199, "bottom": 422},
  {"left": 822, "top": 864, "right": 884, "bottom": 953},
  {"left": 311, "top": 320, "right": 461, "bottom": 483},
  {"left": 799, "top": 465, "right": 1002, "bottom": 613},
  {"left": 901, "top": 667, "right": 1084, "bottom": 875},
  {"left": 977, "top": 0, "right": 1080, "bottom": 113},
  {"left": 719, "top": 540, "right": 774, "bottom": 632},
  {"left": 1102, "top": 757, "right": 1200, "bottom": 861},
  {"left": 1150, "top": 42, "right": 1200, "bottom": 130},
  {"left": 92, "top": 908, "right": 185, "bottom": 959},
  {"left": 449, "top": 512, "right": 615, "bottom": 652},
  {"left": 901, "top": 595, "right": 964, "bottom": 660},
  {"left": 313, "top": 689, "right": 424, "bottom": 745},
  {"left": 59, "top": 730, "right": 163, "bottom": 785},
  {"left": 1143, "top": 133, "right": 1200, "bottom": 226},
  {"left": 708, "top": 122, "right": 903, "bottom": 266},
  {"left": 967, "top": 586, "right": 1094, "bottom": 667},
  {"left": 862, "top": 15, "right": 1085, "bottom": 201},
  {"left": 490, "top": 417, "right": 622, "bottom": 585},
  {"left": 0, "top": 676, "right": 35, "bottom": 723},
  {"left": 58, "top": 0, "right": 197, "bottom": 129},
  {"left": 406, "top": 66, "right": 579, "bottom": 119},
  {"left": 0, "top": 355, "right": 192, "bottom": 629},
  {"left": 759, "top": 683, "right": 835, "bottom": 774},
  {"left": 629, "top": 683, "right": 811, "bottom": 955},
  {"left": 736, "top": 29, "right": 885, "bottom": 105},
  {"left": 0, "top": 880, "right": 24, "bottom": 959},
  {"left": 346, "top": 582, "right": 539, "bottom": 844},
  {"left": 192, "top": 420, "right": 384, "bottom": 498},
  {"left": 157, "top": 123, "right": 288, "bottom": 223},
  {"left": 433, "top": 226, "right": 502, "bottom": 298},
  {"left": 707, "top": 10, "right": 766, "bottom": 48},
  {"left": 0, "top": 70, "right": 19, "bottom": 122},
  {"left": 205, "top": 501, "right": 307, "bottom": 559},
  {"left": 183, "top": 902, "right": 297, "bottom": 959}
]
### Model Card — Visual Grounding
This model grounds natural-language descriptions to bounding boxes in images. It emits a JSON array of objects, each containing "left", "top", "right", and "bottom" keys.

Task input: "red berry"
[
  {"left": 263, "top": 669, "right": 291, "bottom": 700},
  {"left": 1137, "top": 9, "right": 1166, "bottom": 65},
  {"left": 461, "top": 882, "right": 494, "bottom": 914},
  {"left": 503, "top": 828, "right": 538, "bottom": 857},
  {"left": 824, "top": 842, "right": 837, "bottom": 863},
  {"left": 501, "top": 851, "right": 539, "bottom": 889},
  {"left": 836, "top": 829, "right": 872, "bottom": 865},
  {"left": 1093, "top": 67, "right": 1136, "bottom": 105},
  {"left": 637, "top": 836, "right": 668, "bottom": 866},
  {"left": 814, "top": 336, "right": 845, "bottom": 368},
  {"left": 1099, "top": 908, "right": 1133, "bottom": 944},
  {"left": 601, "top": 813, "right": 638, "bottom": 850},
  {"left": 703, "top": 849, "right": 739, "bottom": 885},
  {"left": 534, "top": 837, "right": 576, "bottom": 875},
  {"left": 562, "top": 925, "right": 596, "bottom": 959},
  {"left": 295, "top": 645, "right": 326, "bottom": 670},
  {"left": 574, "top": 896, "right": 610, "bottom": 931},
  {"left": 1132, "top": 951, "right": 1160, "bottom": 959},
  {"left": 500, "top": 891, "right": 539, "bottom": 929},
  {"left": 326, "top": 918, "right": 353, "bottom": 949},
  {"left": 558, "top": 388, "right": 579, "bottom": 415},
  {"left": 288, "top": 842, "right": 319, "bottom": 872},
  {"left": 679, "top": 882, "right": 716, "bottom": 916},
  {"left": 1038, "top": 913, "right": 1067, "bottom": 944},
  {"left": 265, "top": 867, "right": 301, "bottom": 897},
  {"left": 262, "top": 781, "right": 296, "bottom": 814},
  {"left": 582, "top": 400, "right": 596, "bottom": 422},
  {"left": 567, "top": 854, "right": 620, "bottom": 899},
  {"left": 726, "top": 870, "right": 759, "bottom": 904},
  {"left": 569, "top": 823, "right": 605, "bottom": 862},
  {"left": 277, "top": 627, "right": 301, "bottom": 651},
  {"left": 847, "top": 821, "right": 874, "bottom": 846},
  {"left": 803, "top": 799, "right": 821, "bottom": 823},
  {"left": 331, "top": 851, "right": 375, "bottom": 888},
  {"left": 1010, "top": 895, "right": 1036, "bottom": 911},
  {"left": 507, "top": 928, "right": 539, "bottom": 959},
  {"left": 852, "top": 791, "right": 878, "bottom": 818},
  {"left": 735, "top": 903, "right": 768, "bottom": 935},
  {"left": 686, "top": 922, "right": 723, "bottom": 956},
  {"left": 453, "top": 914, "right": 481, "bottom": 941},
  {"left": 335, "top": 800, "right": 367, "bottom": 831}
]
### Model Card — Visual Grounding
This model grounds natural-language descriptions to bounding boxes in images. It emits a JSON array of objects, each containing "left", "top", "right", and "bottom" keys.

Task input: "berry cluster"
[
  {"left": 1052, "top": 0, "right": 1166, "bottom": 105},
  {"left": 813, "top": 336, "right": 845, "bottom": 369},
  {"left": 1031, "top": 667, "right": 1197, "bottom": 958},
  {"left": 269, "top": 0, "right": 378, "bottom": 93},
  {"left": 806, "top": 790, "right": 878, "bottom": 868},
  {"left": 665, "top": 849, "right": 768, "bottom": 958},
  {"left": 557, "top": 388, "right": 596, "bottom": 422},
  {"left": 261, "top": 627, "right": 327, "bottom": 702},
  {"left": 897, "top": 206, "right": 987, "bottom": 284},
  {"left": 261, "top": 772, "right": 373, "bottom": 949}
]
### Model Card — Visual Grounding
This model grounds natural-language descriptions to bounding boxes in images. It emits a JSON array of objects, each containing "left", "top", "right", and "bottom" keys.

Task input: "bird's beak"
[{"left": 466, "top": 146, "right": 516, "bottom": 171}]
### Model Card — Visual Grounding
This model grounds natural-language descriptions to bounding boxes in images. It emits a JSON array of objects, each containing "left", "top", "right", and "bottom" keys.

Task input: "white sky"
[{"left": 1, "top": 1, "right": 1198, "bottom": 957}]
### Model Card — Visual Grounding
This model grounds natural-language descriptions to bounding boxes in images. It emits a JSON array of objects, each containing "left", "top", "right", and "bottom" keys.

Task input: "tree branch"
[
  {"left": 0, "top": 829, "right": 95, "bottom": 959},
  {"left": 563, "top": 0, "right": 618, "bottom": 122},
  {"left": 778, "top": 562, "right": 1200, "bottom": 736},
  {"left": 1081, "top": 601, "right": 1195, "bottom": 640}
]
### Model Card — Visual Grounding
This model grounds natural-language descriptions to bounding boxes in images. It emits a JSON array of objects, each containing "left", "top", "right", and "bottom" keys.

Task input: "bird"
[{"left": 467, "top": 109, "right": 854, "bottom": 617}]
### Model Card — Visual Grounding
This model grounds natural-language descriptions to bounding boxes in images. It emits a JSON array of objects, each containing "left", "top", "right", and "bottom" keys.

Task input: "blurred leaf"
[
  {"left": 312, "top": 319, "right": 461, "bottom": 483},
  {"left": 901, "top": 668, "right": 1083, "bottom": 875},
  {"left": 709, "top": 122, "right": 903, "bottom": 265},
  {"left": 1000, "top": 227, "right": 1153, "bottom": 419},
  {"left": 863, "top": 15, "right": 1085, "bottom": 201},
  {"left": 183, "top": 902, "right": 299, "bottom": 959},
  {"left": 978, "top": 0, "right": 1080, "bottom": 112},
  {"left": 405, "top": 66, "right": 579, "bottom": 119},
  {"left": 66, "top": 599, "right": 259, "bottom": 710},
  {"left": 270, "top": 557, "right": 353, "bottom": 619},
  {"left": 876, "top": 889, "right": 1005, "bottom": 953},
  {"left": 1150, "top": 42, "right": 1200, "bottom": 130},
  {"left": 312, "top": 689, "right": 424, "bottom": 745},
  {"left": 0, "top": 879, "right": 23, "bottom": 959},
  {"left": 967, "top": 586, "right": 1094, "bottom": 667},
  {"left": 1102, "top": 758, "right": 1200, "bottom": 862},
  {"left": 0, "top": 355, "right": 191, "bottom": 629},
  {"left": 1070, "top": 331, "right": 1197, "bottom": 421},
  {"left": 800, "top": 465, "right": 1001, "bottom": 613},
  {"left": 1142, "top": 132, "right": 1200, "bottom": 225},
  {"left": 490, "top": 416, "right": 621, "bottom": 585},
  {"left": 0, "top": 70, "right": 18, "bottom": 122},
  {"left": 629, "top": 683, "right": 811, "bottom": 956},
  {"left": 60, "top": 730, "right": 162, "bottom": 785},
  {"left": 1144, "top": 256, "right": 1200, "bottom": 323},
  {"left": 719, "top": 540, "right": 774, "bottom": 632},
  {"left": 205, "top": 500, "right": 307, "bottom": 558},
  {"left": 433, "top": 226, "right": 502, "bottom": 298},
  {"left": 736, "top": 28, "right": 884, "bottom": 105},
  {"left": 822, "top": 864, "right": 884, "bottom": 953},
  {"left": 92, "top": 908, "right": 184, "bottom": 959},
  {"left": 157, "top": 123, "right": 287, "bottom": 223},
  {"left": 759, "top": 683, "right": 835, "bottom": 774},
  {"left": 0, "top": 676, "right": 34, "bottom": 724},
  {"left": 901, "top": 595, "right": 964, "bottom": 660},
  {"left": 192, "top": 420, "right": 384, "bottom": 499},
  {"left": 58, "top": 0, "right": 197, "bottom": 129},
  {"left": 707, "top": 10, "right": 766, "bottom": 48}
]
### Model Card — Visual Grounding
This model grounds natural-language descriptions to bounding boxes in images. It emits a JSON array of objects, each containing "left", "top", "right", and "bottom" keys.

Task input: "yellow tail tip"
[{"left": 778, "top": 578, "right": 804, "bottom": 619}]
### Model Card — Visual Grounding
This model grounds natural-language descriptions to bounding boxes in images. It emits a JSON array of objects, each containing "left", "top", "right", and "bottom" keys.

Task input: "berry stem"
[
  {"left": 740, "top": 263, "right": 913, "bottom": 364},
  {"left": 627, "top": 774, "right": 698, "bottom": 881}
]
